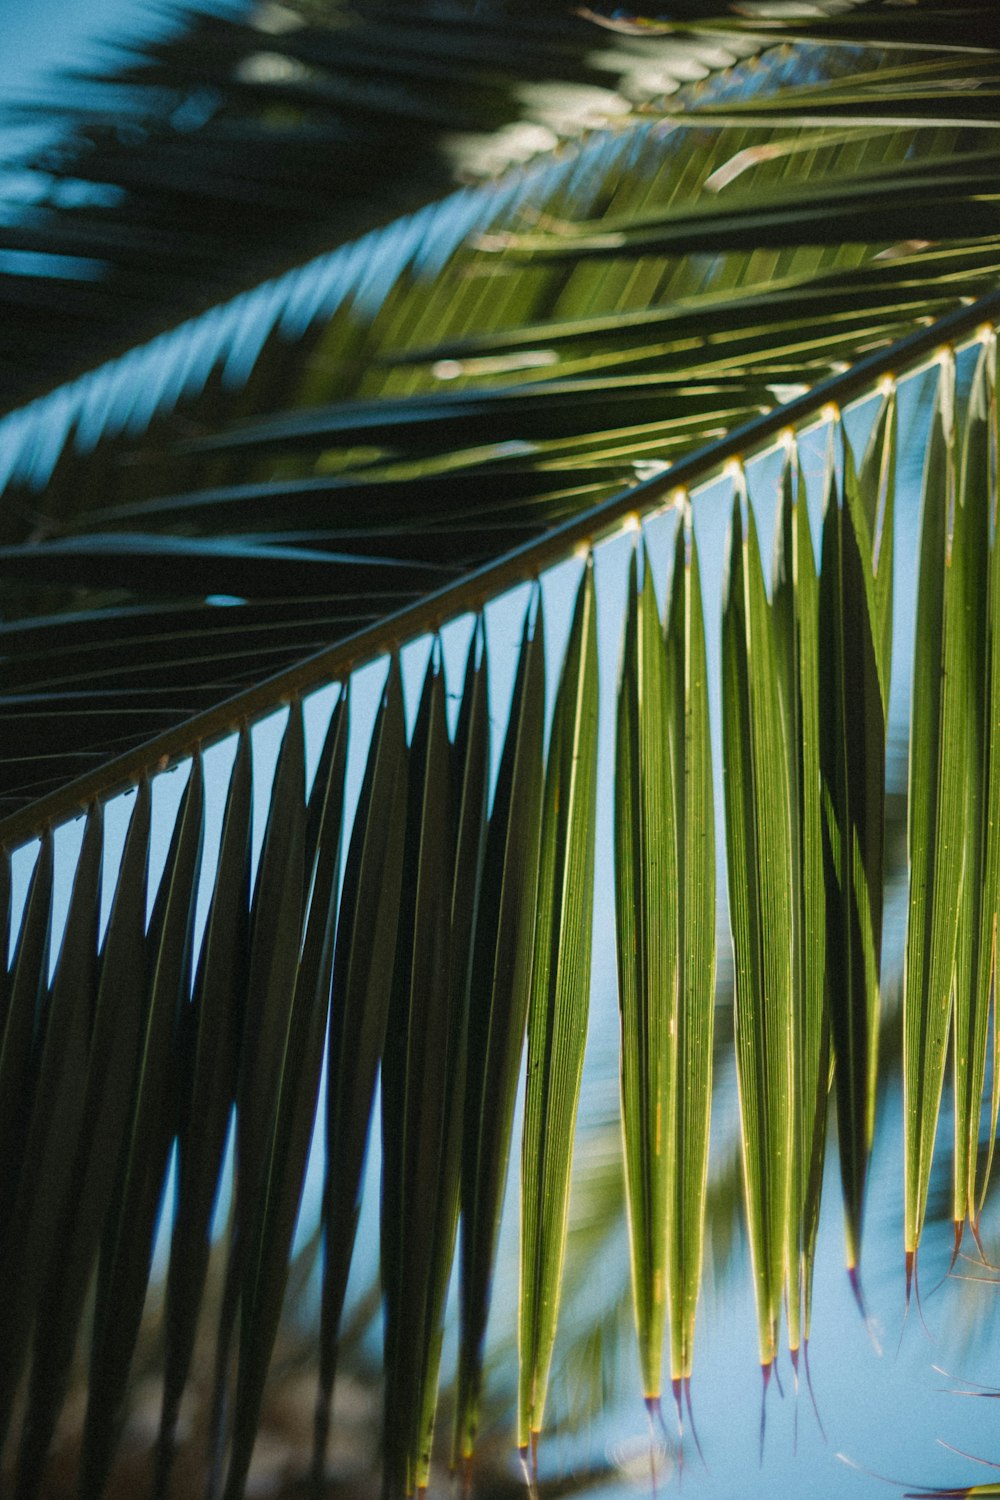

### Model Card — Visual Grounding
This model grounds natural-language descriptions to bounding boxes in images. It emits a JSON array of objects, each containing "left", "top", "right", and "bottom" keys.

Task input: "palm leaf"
[
  {"left": 455, "top": 597, "right": 546, "bottom": 1470},
  {"left": 615, "top": 541, "right": 677, "bottom": 1406},
  {"left": 156, "top": 730, "right": 252, "bottom": 1495},
  {"left": 903, "top": 352, "right": 964, "bottom": 1290},
  {"left": 973, "top": 333, "right": 1000, "bottom": 1226},
  {"left": 5, "top": 15, "right": 1000, "bottom": 822},
  {"left": 818, "top": 409, "right": 892, "bottom": 1285},
  {"left": 771, "top": 448, "right": 826, "bottom": 1357},
  {"left": 11, "top": 781, "right": 151, "bottom": 1497},
  {"left": 79, "top": 753, "right": 205, "bottom": 1500},
  {"left": 315, "top": 662, "right": 407, "bottom": 1477},
  {"left": 381, "top": 630, "right": 489, "bottom": 1499},
  {"left": 721, "top": 485, "right": 793, "bottom": 1380},
  {"left": 518, "top": 560, "right": 599, "bottom": 1455},
  {"left": 224, "top": 691, "right": 347, "bottom": 1500},
  {"left": 663, "top": 513, "right": 715, "bottom": 1403},
  {"left": 615, "top": 512, "right": 715, "bottom": 1421},
  {"left": 950, "top": 336, "right": 999, "bottom": 1241}
]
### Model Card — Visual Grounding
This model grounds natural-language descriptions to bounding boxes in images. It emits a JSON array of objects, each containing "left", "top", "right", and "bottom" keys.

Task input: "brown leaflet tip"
[
  {"left": 759, "top": 1363, "right": 772, "bottom": 1464},
  {"left": 971, "top": 1217, "right": 990, "bottom": 1264},
  {"left": 645, "top": 1393, "right": 671, "bottom": 1449},
  {"left": 905, "top": 1249, "right": 916, "bottom": 1310},
  {"left": 847, "top": 1264, "right": 867, "bottom": 1320},
  {"left": 803, "top": 1340, "right": 827, "bottom": 1443},
  {"left": 684, "top": 1378, "right": 707, "bottom": 1470}
]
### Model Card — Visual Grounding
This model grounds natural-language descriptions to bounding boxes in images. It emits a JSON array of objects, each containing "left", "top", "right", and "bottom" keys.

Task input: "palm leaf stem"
[{"left": 3, "top": 287, "right": 1000, "bottom": 850}]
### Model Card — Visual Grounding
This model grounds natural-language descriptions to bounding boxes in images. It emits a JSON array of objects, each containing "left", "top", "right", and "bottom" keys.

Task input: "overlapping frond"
[{"left": 4, "top": 1, "right": 1000, "bottom": 822}]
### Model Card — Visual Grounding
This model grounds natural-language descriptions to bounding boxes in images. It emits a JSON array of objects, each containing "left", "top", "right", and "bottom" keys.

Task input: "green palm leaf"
[
  {"left": 616, "top": 542, "right": 677, "bottom": 1407},
  {"left": 615, "top": 513, "right": 715, "bottom": 1424},
  {"left": 771, "top": 448, "right": 826, "bottom": 1359},
  {"left": 5, "top": 12, "right": 1000, "bottom": 825},
  {"left": 818, "top": 406, "right": 893, "bottom": 1286},
  {"left": 455, "top": 597, "right": 546, "bottom": 1471},
  {"left": 903, "top": 352, "right": 964, "bottom": 1290},
  {"left": 519, "top": 560, "right": 599, "bottom": 1456},
  {"left": 721, "top": 487, "right": 793, "bottom": 1382},
  {"left": 664, "top": 514, "right": 715, "bottom": 1406},
  {"left": 381, "top": 628, "right": 489, "bottom": 1499},
  {"left": 950, "top": 336, "right": 1000, "bottom": 1242},
  {"left": 971, "top": 333, "right": 1000, "bottom": 1227}
]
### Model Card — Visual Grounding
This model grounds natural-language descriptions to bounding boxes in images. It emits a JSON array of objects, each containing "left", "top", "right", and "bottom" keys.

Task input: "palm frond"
[
  {"left": 6, "top": 5, "right": 1000, "bottom": 1494},
  {"left": 4, "top": 6, "right": 1000, "bottom": 821}
]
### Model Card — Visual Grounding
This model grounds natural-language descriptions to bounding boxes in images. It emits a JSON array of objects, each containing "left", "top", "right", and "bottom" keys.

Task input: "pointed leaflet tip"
[
  {"left": 759, "top": 1363, "right": 772, "bottom": 1464},
  {"left": 925, "top": 1224, "right": 966, "bottom": 1301},
  {"left": 670, "top": 1380, "right": 683, "bottom": 1437},
  {"left": 642, "top": 1403, "right": 661, "bottom": 1500},
  {"left": 847, "top": 1263, "right": 867, "bottom": 1320},
  {"left": 518, "top": 1442, "right": 539, "bottom": 1500},
  {"left": 684, "top": 1379, "right": 706, "bottom": 1470},
  {"left": 803, "top": 1340, "right": 827, "bottom": 1443},
  {"left": 905, "top": 1248, "right": 915, "bottom": 1312},
  {"left": 970, "top": 1217, "right": 989, "bottom": 1265}
]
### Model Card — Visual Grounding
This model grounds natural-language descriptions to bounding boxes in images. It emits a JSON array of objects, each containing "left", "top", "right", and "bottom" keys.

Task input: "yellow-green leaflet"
[
  {"left": 818, "top": 411, "right": 890, "bottom": 1283},
  {"left": 973, "top": 333, "right": 1000, "bottom": 1227},
  {"left": 721, "top": 491, "right": 794, "bottom": 1373},
  {"left": 615, "top": 541, "right": 677, "bottom": 1404},
  {"left": 771, "top": 452, "right": 826, "bottom": 1357},
  {"left": 519, "top": 560, "right": 599, "bottom": 1452},
  {"left": 903, "top": 352, "right": 964, "bottom": 1287},
  {"left": 950, "top": 336, "right": 999, "bottom": 1239},
  {"left": 664, "top": 515, "right": 715, "bottom": 1395}
]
